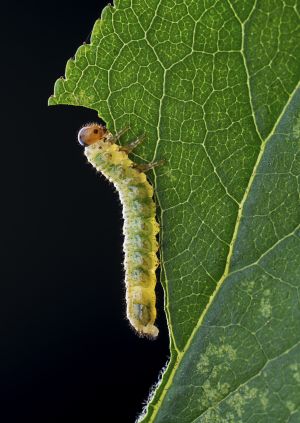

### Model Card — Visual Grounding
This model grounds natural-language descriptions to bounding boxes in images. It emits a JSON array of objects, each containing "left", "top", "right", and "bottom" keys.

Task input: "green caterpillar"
[{"left": 78, "top": 123, "right": 162, "bottom": 338}]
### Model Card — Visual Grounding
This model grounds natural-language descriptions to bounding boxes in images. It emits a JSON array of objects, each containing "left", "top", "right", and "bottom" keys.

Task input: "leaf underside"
[{"left": 49, "top": 1, "right": 300, "bottom": 422}]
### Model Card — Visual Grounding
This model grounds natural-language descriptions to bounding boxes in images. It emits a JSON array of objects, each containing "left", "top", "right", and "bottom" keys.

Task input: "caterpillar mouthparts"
[{"left": 79, "top": 123, "right": 163, "bottom": 338}]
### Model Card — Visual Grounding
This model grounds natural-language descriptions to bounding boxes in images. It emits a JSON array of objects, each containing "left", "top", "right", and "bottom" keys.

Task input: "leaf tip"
[{"left": 47, "top": 95, "right": 57, "bottom": 106}]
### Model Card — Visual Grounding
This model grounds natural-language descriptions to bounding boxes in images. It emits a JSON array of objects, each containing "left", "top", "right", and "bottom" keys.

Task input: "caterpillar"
[{"left": 78, "top": 123, "right": 162, "bottom": 338}]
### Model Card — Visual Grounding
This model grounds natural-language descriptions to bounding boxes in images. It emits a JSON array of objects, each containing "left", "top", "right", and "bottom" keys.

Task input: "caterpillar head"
[{"left": 78, "top": 123, "right": 108, "bottom": 146}]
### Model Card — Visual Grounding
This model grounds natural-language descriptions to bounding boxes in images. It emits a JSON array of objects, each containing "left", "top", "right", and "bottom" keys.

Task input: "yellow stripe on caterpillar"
[{"left": 78, "top": 123, "right": 163, "bottom": 339}]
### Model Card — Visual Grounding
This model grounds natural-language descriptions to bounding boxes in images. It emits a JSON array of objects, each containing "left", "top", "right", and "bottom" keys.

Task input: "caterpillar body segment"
[{"left": 78, "top": 123, "right": 160, "bottom": 338}]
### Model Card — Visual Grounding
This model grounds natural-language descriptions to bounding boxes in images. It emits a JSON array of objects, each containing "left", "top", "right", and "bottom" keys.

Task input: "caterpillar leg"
[
  {"left": 133, "top": 159, "right": 165, "bottom": 173},
  {"left": 120, "top": 134, "right": 146, "bottom": 153},
  {"left": 109, "top": 126, "right": 130, "bottom": 143}
]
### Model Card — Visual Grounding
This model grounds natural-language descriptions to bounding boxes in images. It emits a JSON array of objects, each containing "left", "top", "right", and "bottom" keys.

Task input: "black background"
[{"left": 2, "top": 1, "right": 169, "bottom": 421}]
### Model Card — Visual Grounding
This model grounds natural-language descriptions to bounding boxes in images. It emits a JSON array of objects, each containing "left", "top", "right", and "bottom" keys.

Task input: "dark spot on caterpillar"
[{"left": 133, "top": 303, "right": 151, "bottom": 326}]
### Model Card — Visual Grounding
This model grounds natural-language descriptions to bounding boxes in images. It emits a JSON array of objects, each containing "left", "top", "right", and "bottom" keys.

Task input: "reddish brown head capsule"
[{"left": 77, "top": 123, "right": 108, "bottom": 146}]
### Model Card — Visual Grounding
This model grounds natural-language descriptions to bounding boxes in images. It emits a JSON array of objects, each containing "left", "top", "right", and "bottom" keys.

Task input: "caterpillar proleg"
[{"left": 78, "top": 123, "right": 162, "bottom": 338}]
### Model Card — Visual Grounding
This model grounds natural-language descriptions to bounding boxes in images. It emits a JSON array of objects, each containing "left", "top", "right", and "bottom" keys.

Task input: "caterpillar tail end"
[{"left": 141, "top": 324, "right": 159, "bottom": 339}]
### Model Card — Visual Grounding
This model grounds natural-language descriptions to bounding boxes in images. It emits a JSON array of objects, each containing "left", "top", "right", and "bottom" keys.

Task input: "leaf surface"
[{"left": 49, "top": 1, "right": 300, "bottom": 421}]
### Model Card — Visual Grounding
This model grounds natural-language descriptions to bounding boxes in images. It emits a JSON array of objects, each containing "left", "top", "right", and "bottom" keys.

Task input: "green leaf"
[{"left": 49, "top": 1, "right": 300, "bottom": 421}]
